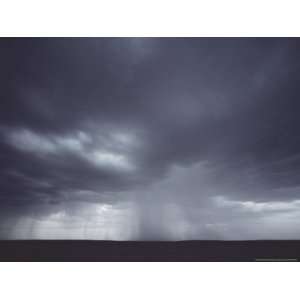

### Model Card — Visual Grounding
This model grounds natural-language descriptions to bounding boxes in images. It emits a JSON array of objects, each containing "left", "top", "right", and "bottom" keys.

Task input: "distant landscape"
[{"left": 0, "top": 240, "right": 299, "bottom": 261}]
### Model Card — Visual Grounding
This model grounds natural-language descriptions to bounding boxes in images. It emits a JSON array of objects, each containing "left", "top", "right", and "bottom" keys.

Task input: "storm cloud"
[{"left": 1, "top": 38, "right": 300, "bottom": 239}]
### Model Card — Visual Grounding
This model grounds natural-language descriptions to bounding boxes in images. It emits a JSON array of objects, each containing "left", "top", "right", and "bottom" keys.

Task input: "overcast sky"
[{"left": 1, "top": 38, "right": 300, "bottom": 240}]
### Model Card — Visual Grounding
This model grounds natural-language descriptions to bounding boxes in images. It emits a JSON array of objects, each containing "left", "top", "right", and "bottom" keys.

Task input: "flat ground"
[{"left": 0, "top": 240, "right": 299, "bottom": 261}]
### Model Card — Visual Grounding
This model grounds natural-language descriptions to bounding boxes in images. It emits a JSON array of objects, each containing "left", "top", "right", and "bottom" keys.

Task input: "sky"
[{"left": 1, "top": 38, "right": 300, "bottom": 240}]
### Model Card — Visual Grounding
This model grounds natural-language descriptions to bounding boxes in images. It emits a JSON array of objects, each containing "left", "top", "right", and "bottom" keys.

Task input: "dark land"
[{"left": 0, "top": 240, "right": 300, "bottom": 261}]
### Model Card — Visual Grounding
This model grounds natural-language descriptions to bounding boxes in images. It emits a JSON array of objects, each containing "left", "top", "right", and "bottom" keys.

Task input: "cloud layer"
[{"left": 1, "top": 38, "right": 300, "bottom": 239}]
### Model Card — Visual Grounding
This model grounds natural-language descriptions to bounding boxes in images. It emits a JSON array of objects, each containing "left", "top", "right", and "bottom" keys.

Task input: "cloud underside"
[{"left": 1, "top": 38, "right": 300, "bottom": 239}]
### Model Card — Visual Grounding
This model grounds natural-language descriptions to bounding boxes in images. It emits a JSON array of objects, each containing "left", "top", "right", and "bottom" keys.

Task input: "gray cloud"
[{"left": 1, "top": 38, "right": 300, "bottom": 239}]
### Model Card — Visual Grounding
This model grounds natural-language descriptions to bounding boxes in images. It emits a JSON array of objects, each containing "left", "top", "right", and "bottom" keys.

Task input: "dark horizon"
[{"left": 0, "top": 240, "right": 299, "bottom": 261}]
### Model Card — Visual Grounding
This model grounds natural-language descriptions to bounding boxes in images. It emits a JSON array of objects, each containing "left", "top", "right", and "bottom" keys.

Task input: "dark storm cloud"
[{"left": 1, "top": 38, "right": 300, "bottom": 239}]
